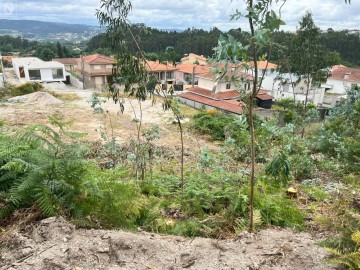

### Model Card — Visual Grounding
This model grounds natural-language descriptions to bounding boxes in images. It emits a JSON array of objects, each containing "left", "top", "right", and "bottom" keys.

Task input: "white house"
[
  {"left": 12, "top": 57, "right": 66, "bottom": 83},
  {"left": 319, "top": 66, "right": 360, "bottom": 107},
  {"left": 245, "top": 61, "right": 325, "bottom": 105},
  {"left": 322, "top": 66, "right": 360, "bottom": 95}
]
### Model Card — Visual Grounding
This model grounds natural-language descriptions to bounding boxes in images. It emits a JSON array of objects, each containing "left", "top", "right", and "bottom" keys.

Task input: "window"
[
  {"left": 166, "top": 72, "right": 173, "bottom": 80},
  {"left": 28, "top": 69, "right": 41, "bottom": 80},
  {"left": 94, "top": 65, "right": 102, "bottom": 70},
  {"left": 226, "top": 83, "right": 231, "bottom": 89},
  {"left": 106, "top": 65, "right": 113, "bottom": 69},
  {"left": 52, "top": 68, "right": 64, "bottom": 79}
]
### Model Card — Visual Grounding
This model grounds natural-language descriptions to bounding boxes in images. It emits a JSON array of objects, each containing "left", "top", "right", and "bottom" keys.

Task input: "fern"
[
  {"left": 0, "top": 116, "right": 89, "bottom": 221},
  {"left": 327, "top": 231, "right": 360, "bottom": 270},
  {"left": 234, "top": 209, "right": 262, "bottom": 233}
]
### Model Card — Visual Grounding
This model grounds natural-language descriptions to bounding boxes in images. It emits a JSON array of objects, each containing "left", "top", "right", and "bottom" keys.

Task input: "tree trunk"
[
  {"left": 248, "top": 0, "right": 258, "bottom": 233},
  {"left": 301, "top": 75, "right": 311, "bottom": 138}
]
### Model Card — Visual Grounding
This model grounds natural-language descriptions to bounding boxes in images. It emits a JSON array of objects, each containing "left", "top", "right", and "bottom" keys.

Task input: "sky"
[{"left": 2, "top": 0, "right": 360, "bottom": 31}]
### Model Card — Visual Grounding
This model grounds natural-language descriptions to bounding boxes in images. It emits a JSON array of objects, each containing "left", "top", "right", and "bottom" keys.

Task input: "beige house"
[
  {"left": 52, "top": 58, "right": 78, "bottom": 72},
  {"left": 76, "top": 54, "right": 115, "bottom": 89},
  {"left": 146, "top": 61, "right": 178, "bottom": 85},
  {"left": 180, "top": 53, "right": 207, "bottom": 65}
]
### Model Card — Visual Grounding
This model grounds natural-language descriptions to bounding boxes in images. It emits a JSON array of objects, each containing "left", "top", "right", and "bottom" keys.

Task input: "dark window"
[
  {"left": 28, "top": 69, "right": 41, "bottom": 80},
  {"left": 52, "top": 68, "right": 64, "bottom": 79},
  {"left": 226, "top": 83, "right": 231, "bottom": 89}
]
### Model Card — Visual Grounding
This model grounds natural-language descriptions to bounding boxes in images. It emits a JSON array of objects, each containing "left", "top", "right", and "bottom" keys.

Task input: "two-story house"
[
  {"left": 180, "top": 53, "right": 207, "bottom": 65},
  {"left": 174, "top": 63, "right": 212, "bottom": 86},
  {"left": 77, "top": 54, "right": 115, "bottom": 89},
  {"left": 146, "top": 61, "right": 178, "bottom": 85}
]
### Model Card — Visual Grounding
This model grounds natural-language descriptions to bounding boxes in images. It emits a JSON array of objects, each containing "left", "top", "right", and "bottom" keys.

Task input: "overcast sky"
[{"left": 3, "top": 0, "right": 360, "bottom": 31}]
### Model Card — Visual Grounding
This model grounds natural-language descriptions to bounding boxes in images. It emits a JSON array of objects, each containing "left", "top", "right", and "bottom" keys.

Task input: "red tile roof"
[
  {"left": 188, "top": 86, "right": 240, "bottom": 100},
  {"left": 176, "top": 63, "right": 211, "bottom": 74},
  {"left": 248, "top": 61, "right": 277, "bottom": 69},
  {"left": 330, "top": 67, "right": 360, "bottom": 82},
  {"left": 3, "top": 55, "right": 18, "bottom": 62},
  {"left": 146, "top": 61, "right": 178, "bottom": 72},
  {"left": 80, "top": 54, "right": 114, "bottom": 64},
  {"left": 179, "top": 92, "right": 244, "bottom": 115},
  {"left": 52, "top": 58, "right": 78, "bottom": 65},
  {"left": 256, "top": 93, "right": 273, "bottom": 101},
  {"left": 331, "top": 64, "right": 347, "bottom": 71}
]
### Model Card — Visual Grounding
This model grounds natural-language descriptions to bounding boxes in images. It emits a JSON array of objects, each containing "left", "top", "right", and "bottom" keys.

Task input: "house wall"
[
  {"left": 64, "top": 64, "right": 77, "bottom": 72},
  {"left": 83, "top": 75, "right": 108, "bottom": 90},
  {"left": 177, "top": 96, "right": 208, "bottom": 110},
  {"left": 325, "top": 78, "right": 355, "bottom": 95},
  {"left": 39, "top": 69, "right": 53, "bottom": 81},
  {"left": 26, "top": 68, "right": 65, "bottom": 82},
  {"left": 12, "top": 59, "right": 21, "bottom": 79},
  {"left": 175, "top": 71, "right": 186, "bottom": 84},
  {"left": 198, "top": 77, "right": 215, "bottom": 90},
  {"left": 272, "top": 88, "right": 325, "bottom": 105}
]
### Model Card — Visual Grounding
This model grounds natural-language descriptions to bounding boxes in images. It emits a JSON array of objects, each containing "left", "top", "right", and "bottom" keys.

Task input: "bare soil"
[
  {"left": 0, "top": 83, "right": 210, "bottom": 153},
  {"left": 0, "top": 217, "right": 335, "bottom": 270}
]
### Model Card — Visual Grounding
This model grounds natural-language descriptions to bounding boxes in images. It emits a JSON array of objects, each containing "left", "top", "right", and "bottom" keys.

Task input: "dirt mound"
[
  {"left": 8, "top": 91, "right": 63, "bottom": 105},
  {"left": 0, "top": 217, "right": 335, "bottom": 270}
]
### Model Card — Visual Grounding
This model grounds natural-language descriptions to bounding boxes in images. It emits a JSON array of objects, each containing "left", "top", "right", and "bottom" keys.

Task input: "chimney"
[{"left": 344, "top": 72, "right": 351, "bottom": 80}]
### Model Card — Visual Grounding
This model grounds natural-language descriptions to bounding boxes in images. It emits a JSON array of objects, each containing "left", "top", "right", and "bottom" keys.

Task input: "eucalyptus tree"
[
  {"left": 214, "top": 0, "right": 285, "bottom": 232},
  {"left": 96, "top": 1, "right": 186, "bottom": 188},
  {"left": 288, "top": 12, "right": 339, "bottom": 137}
]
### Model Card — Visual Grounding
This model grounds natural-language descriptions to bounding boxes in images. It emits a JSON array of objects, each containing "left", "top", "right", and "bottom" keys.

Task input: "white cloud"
[{"left": 6, "top": 0, "right": 360, "bottom": 30}]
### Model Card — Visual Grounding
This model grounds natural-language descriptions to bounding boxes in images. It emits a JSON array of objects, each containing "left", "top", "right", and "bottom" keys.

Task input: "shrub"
[{"left": 12, "top": 82, "right": 44, "bottom": 96}]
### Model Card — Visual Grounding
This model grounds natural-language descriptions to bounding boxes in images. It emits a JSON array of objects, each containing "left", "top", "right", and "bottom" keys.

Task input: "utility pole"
[{"left": 81, "top": 54, "right": 85, "bottom": 90}]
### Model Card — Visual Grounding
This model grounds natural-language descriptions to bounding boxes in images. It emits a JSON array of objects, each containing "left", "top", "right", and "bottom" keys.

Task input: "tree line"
[{"left": 86, "top": 24, "right": 360, "bottom": 67}]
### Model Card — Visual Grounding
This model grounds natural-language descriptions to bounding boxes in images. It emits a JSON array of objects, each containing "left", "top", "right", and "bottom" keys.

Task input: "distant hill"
[{"left": 0, "top": 19, "right": 99, "bottom": 35}]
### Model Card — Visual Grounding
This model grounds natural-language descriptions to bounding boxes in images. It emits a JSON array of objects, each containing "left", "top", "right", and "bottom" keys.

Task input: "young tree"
[
  {"left": 57, "top": 41, "right": 64, "bottom": 58},
  {"left": 288, "top": 11, "right": 339, "bottom": 137},
  {"left": 214, "top": 0, "right": 285, "bottom": 232}
]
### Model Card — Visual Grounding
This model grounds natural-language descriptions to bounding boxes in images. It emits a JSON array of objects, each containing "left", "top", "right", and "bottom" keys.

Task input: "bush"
[
  {"left": 12, "top": 82, "right": 44, "bottom": 96},
  {"left": 193, "top": 110, "right": 236, "bottom": 141}
]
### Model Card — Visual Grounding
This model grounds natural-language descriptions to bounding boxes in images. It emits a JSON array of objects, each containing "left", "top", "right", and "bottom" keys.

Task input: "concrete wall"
[
  {"left": 273, "top": 88, "right": 325, "bottom": 105},
  {"left": 177, "top": 96, "right": 214, "bottom": 110},
  {"left": 70, "top": 75, "right": 83, "bottom": 89}
]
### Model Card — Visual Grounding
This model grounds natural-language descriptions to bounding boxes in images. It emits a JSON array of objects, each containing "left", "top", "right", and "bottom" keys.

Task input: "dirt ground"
[
  {"left": 0, "top": 216, "right": 336, "bottom": 270},
  {"left": 0, "top": 76, "right": 211, "bottom": 156}
]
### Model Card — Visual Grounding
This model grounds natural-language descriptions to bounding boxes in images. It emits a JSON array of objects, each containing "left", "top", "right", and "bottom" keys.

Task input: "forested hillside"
[{"left": 86, "top": 24, "right": 360, "bottom": 66}]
